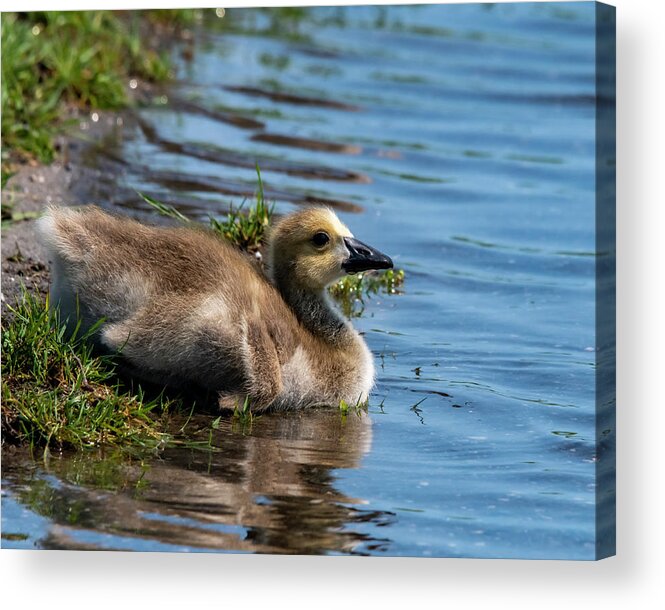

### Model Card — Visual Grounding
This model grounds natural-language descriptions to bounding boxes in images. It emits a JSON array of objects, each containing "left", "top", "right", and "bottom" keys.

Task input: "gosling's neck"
[{"left": 274, "top": 275, "right": 353, "bottom": 345}]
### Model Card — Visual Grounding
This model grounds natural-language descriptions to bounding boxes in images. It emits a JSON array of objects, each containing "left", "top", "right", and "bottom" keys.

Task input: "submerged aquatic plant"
[{"left": 329, "top": 268, "right": 405, "bottom": 318}]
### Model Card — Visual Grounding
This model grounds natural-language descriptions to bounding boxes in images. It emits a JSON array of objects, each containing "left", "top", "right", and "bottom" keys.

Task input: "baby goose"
[{"left": 37, "top": 205, "right": 393, "bottom": 411}]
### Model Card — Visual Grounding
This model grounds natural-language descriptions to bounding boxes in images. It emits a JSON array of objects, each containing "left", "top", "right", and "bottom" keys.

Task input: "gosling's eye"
[{"left": 312, "top": 232, "right": 330, "bottom": 247}]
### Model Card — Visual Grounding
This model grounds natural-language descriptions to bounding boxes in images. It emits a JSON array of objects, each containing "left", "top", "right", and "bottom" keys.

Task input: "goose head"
[{"left": 267, "top": 207, "right": 393, "bottom": 292}]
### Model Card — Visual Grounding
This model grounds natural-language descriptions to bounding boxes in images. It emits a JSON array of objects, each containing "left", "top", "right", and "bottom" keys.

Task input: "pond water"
[{"left": 2, "top": 3, "right": 612, "bottom": 558}]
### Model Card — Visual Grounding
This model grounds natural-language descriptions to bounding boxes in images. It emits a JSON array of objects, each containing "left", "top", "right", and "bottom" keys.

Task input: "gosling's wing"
[{"left": 99, "top": 289, "right": 292, "bottom": 403}]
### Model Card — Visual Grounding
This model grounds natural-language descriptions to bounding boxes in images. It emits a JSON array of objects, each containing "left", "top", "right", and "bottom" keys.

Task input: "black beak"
[{"left": 342, "top": 236, "right": 393, "bottom": 274}]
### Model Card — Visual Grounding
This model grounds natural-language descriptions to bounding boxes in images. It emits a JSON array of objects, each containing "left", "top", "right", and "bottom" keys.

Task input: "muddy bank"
[{"left": 1, "top": 106, "right": 153, "bottom": 315}]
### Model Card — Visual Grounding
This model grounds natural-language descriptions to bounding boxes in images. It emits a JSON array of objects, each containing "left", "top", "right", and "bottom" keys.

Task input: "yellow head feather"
[{"left": 267, "top": 207, "right": 354, "bottom": 291}]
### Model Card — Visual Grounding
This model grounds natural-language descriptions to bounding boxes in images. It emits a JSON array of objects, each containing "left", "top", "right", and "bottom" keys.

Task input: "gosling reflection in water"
[{"left": 13, "top": 410, "right": 395, "bottom": 554}]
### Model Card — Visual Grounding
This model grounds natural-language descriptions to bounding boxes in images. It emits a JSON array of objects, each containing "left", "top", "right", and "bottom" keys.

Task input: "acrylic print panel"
[{"left": 1, "top": 2, "right": 615, "bottom": 559}]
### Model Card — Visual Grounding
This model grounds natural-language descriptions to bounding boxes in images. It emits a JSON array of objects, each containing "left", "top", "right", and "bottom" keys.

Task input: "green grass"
[
  {"left": 138, "top": 193, "right": 192, "bottom": 223},
  {"left": 339, "top": 396, "right": 368, "bottom": 418},
  {"left": 1, "top": 196, "right": 39, "bottom": 228},
  {"left": 0, "top": 289, "right": 181, "bottom": 450},
  {"left": 142, "top": 166, "right": 274, "bottom": 252},
  {"left": 1, "top": 10, "right": 199, "bottom": 176},
  {"left": 207, "top": 167, "right": 274, "bottom": 251},
  {"left": 231, "top": 395, "right": 256, "bottom": 435}
]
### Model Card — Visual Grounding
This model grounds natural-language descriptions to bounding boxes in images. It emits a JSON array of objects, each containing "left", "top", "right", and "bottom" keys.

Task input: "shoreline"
[
  {"left": 1, "top": 88, "right": 165, "bottom": 316},
  {"left": 2, "top": 109, "right": 124, "bottom": 314},
  {"left": 1, "top": 9, "right": 202, "bottom": 316}
]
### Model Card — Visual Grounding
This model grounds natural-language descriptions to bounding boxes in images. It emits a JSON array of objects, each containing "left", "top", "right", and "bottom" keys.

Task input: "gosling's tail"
[{"left": 36, "top": 206, "right": 97, "bottom": 265}]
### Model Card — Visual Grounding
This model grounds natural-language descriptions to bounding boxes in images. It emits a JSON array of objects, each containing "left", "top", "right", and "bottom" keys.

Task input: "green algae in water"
[{"left": 329, "top": 268, "right": 405, "bottom": 319}]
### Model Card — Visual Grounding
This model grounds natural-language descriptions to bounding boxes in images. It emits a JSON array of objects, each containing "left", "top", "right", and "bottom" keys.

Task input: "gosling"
[{"left": 36, "top": 205, "right": 393, "bottom": 411}]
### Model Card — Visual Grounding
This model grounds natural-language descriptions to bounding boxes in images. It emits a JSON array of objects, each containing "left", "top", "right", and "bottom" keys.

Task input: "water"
[{"left": 2, "top": 3, "right": 611, "bottom": 558}]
